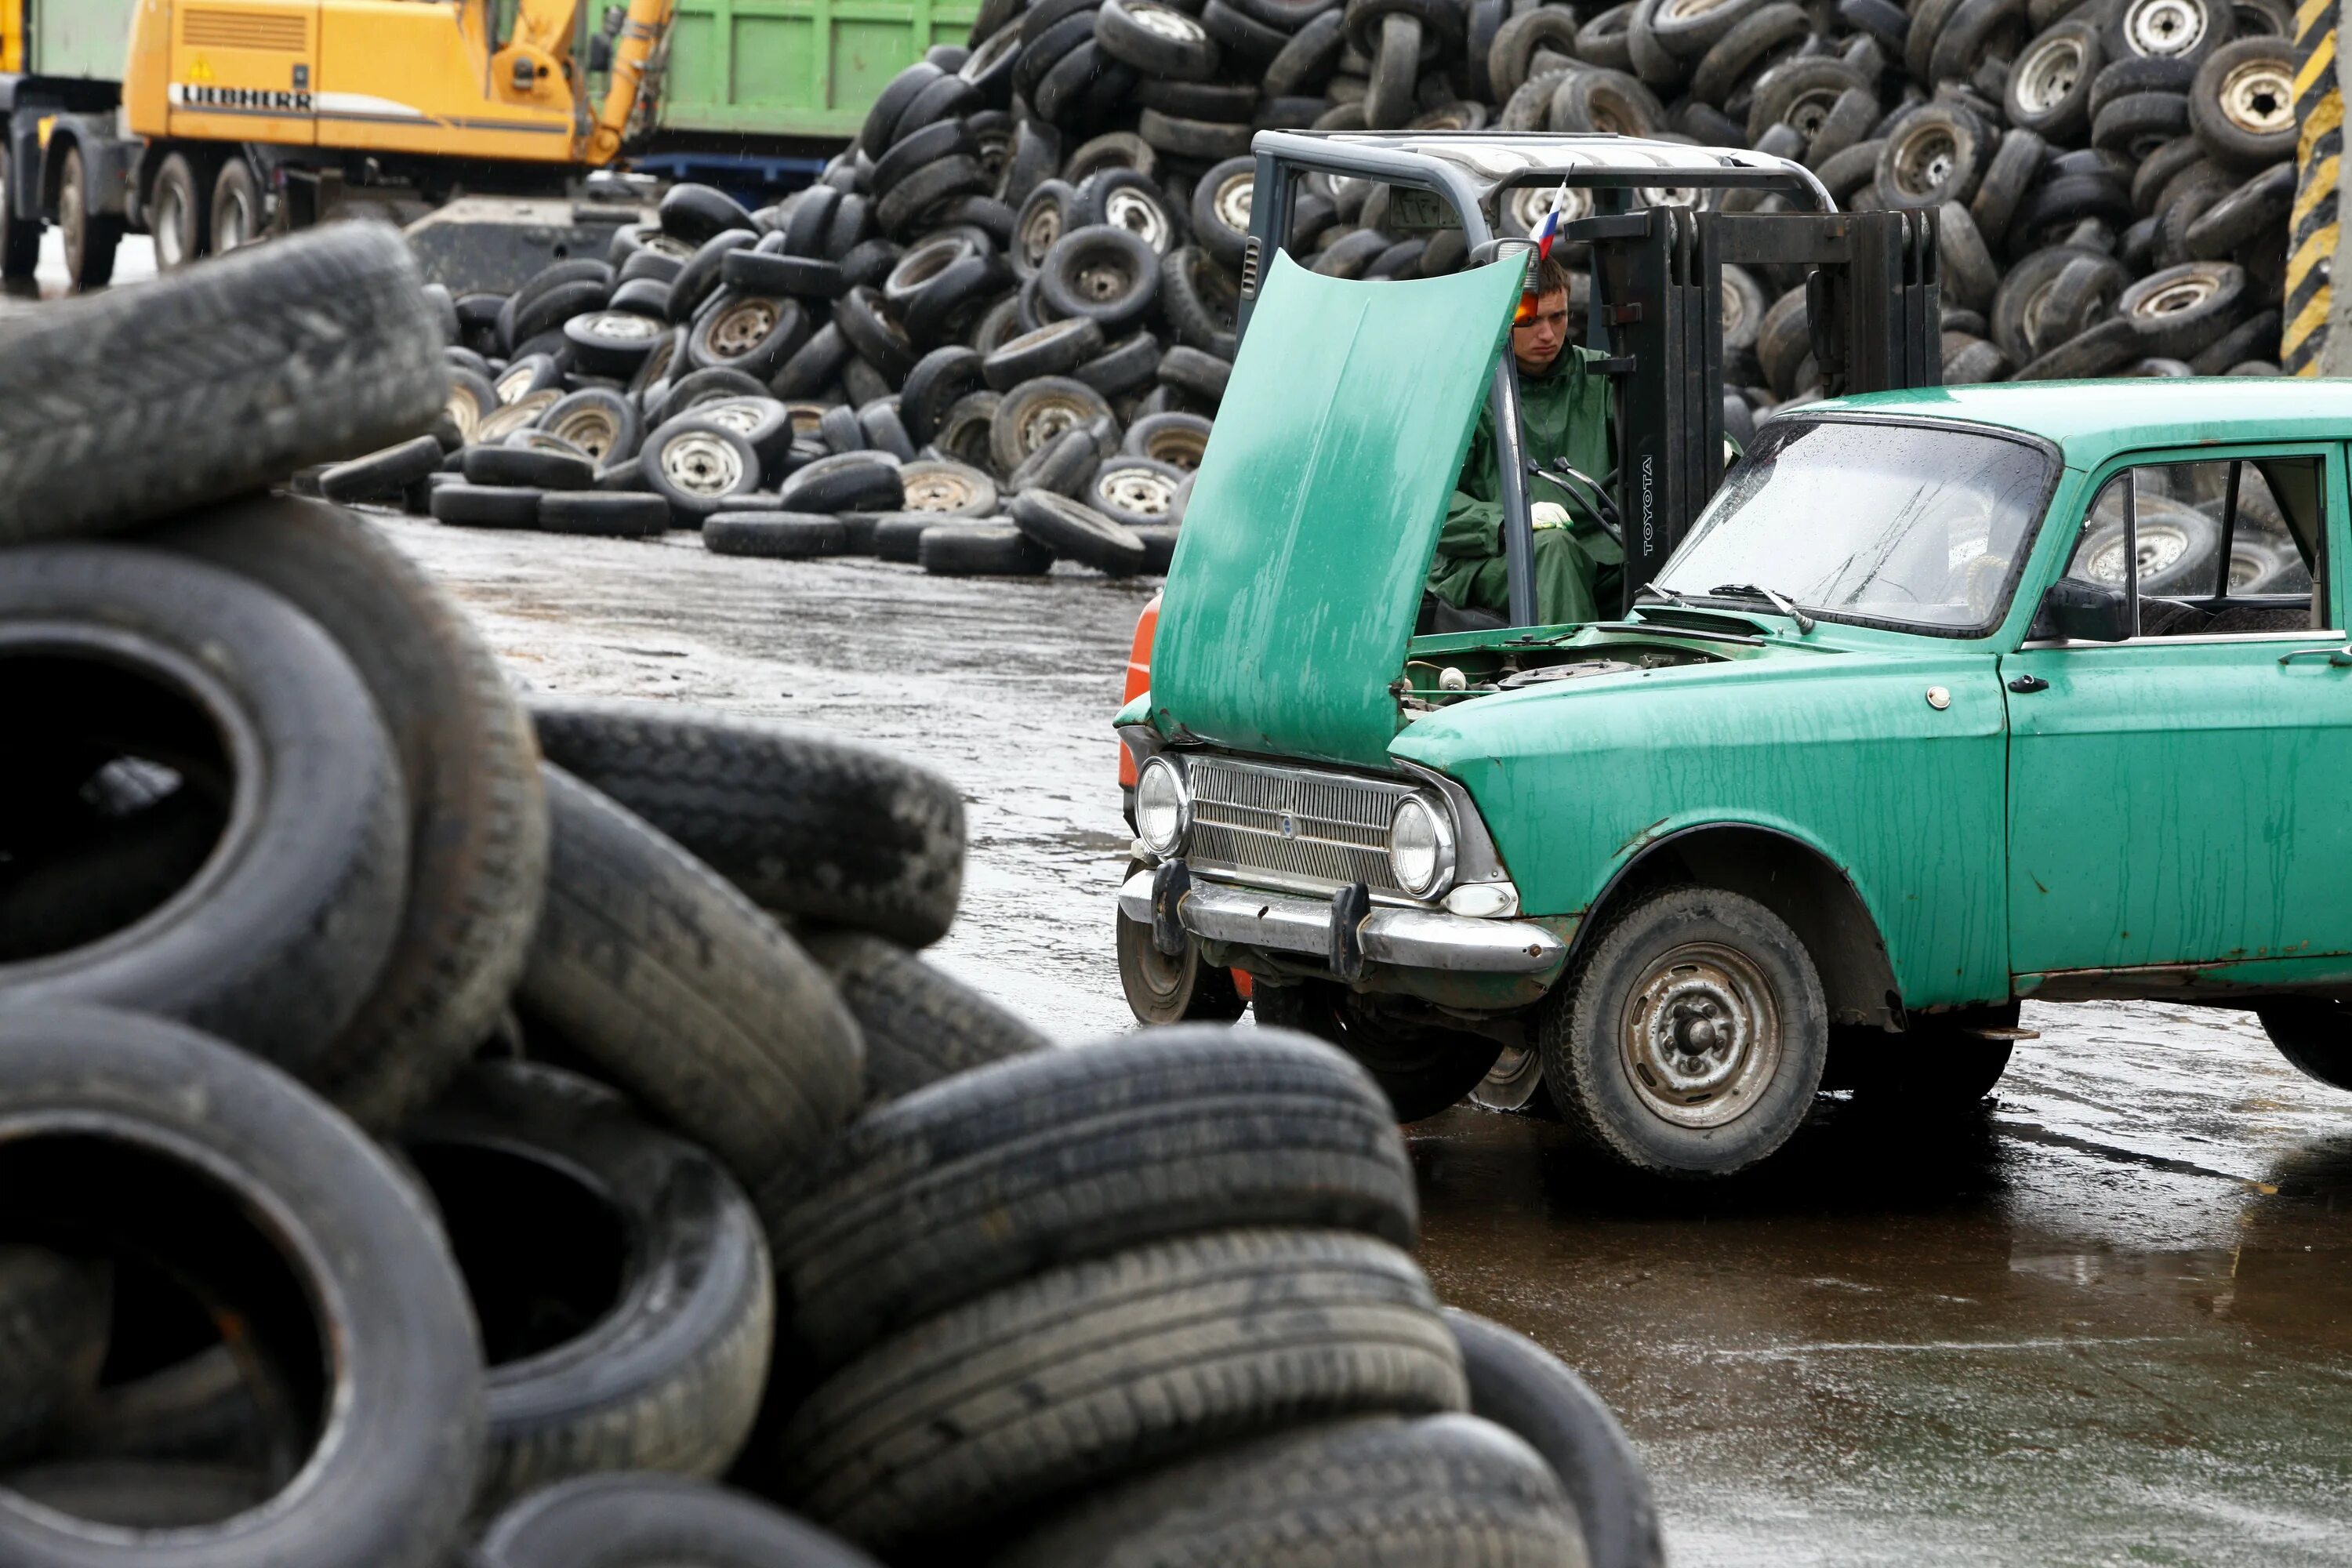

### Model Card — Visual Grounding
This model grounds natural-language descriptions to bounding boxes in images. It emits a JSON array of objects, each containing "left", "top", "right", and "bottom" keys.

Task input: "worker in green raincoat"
[{"left": 1427, "top": 252, "right": 1621, "bottom": 626}]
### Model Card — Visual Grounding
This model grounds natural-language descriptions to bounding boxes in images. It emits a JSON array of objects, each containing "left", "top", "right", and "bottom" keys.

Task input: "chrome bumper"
[{"left": 1118, "top": 868, "right": 1566, "bottom": 975}]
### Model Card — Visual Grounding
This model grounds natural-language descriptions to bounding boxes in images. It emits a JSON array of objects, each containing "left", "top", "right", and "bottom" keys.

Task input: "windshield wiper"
[
  {"left": 1632, "top": 580, "right": 1688, "bottom": 607},
  {"left": 1708, "top": 583, "right": 1816, "bottom": 633}
]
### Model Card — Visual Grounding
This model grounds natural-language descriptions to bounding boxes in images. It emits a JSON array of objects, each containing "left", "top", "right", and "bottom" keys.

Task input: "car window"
[{"left": 2050, "top": 456, "right": 2323, "bottom": 639}]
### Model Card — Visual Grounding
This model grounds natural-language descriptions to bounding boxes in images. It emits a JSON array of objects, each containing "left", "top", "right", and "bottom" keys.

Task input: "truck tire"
[
  {"left": 0, "top": 223, "right": 445, "bottom": 545},
  {"left": 479, "top": 1475, "right": 884, "bottom": 1568},
  {"left": 516, "top": 766, "right": 864, "bottom": 1228},
  {"left": 777, "top": 1229, "right": 1466, "bottom": 1553},
  {"left": 1253, "top": 982, "right": 1504, "bottom": 1123},
  {"left": 774, "top": 1024, "right": 1418, "bottom": 1367},
  {"left": 1542, "top": 884, "right": 1829, "bottom": 1177},
  {"left": 401, "top": 1063, "right": 774, "bottom": 1512},
  {"left": 996, "top": 1414, "right": 1582, "bottom": 1568},
  {"left": 1444, "top": 1309, "right": 1664, "bottom": 1568},
  {"left": 0, "top": 545, "right": 410, "bottom": 1087},
  {"left": 149, "top": 151, "right": 213, "bottom": 272},
  {"left": 209, "top": 158, "right": 265, "bottom": 254},
  {"left": 0, "top": 140, "right": 37, "bottom": 278},
  {"left": 57, "top": 143, "right": 121, "bottom": 292},
  {"left": 527, "top": 699, "right": 964, "bottom": 948},
  {"left": 146, "top": 495, "right": 548, "bottom": 1131},
  {"left": 0, "top": 1004, "right": 484, "bottom": 1568}
]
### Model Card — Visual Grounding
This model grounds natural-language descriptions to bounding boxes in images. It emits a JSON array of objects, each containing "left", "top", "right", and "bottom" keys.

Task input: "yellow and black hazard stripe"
[{"left": 2285, "top": 0, "right": 2341, "bottom": 373}]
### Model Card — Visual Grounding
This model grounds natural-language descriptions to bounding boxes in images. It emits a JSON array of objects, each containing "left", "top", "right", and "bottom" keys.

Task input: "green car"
[{"left": 1120, "top": 165, "right": 2349, "bottom": 1177}]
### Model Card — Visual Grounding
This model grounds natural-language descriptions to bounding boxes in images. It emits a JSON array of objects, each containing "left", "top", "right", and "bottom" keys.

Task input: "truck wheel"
[
  {"left": 0, "top": 140, "right": 40, "bottom": 279},
  {"left": 150, "top": 152, "right": 212, "bottom": 271},
  {"left": 1253, "top": 980, "right": 1502, "bottom": 1123},
  {"left": 59, "top": 145, "right": 122, "bottom": 291},
  {"left": 211, "top": 158, "right": 265, "bottom": 254},
  {"left": 1115, "top": 866, "right": 1246, "bottom": 1025},
  {"left": 1543, "top": 884, "right": 1828, "bottom": 1177},
  {"left": 2256, "top": 1000, "right": 2352, "bottom": 1091}
]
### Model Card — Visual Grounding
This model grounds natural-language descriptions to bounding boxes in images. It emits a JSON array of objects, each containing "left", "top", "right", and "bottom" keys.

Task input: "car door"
[{"left": 2002, "top": 442, "right": 2352, "bottom": 985}]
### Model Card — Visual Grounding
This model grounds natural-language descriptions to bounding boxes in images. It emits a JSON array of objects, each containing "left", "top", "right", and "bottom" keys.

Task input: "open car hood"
[{"left": 1148, "top": 250, "right": 1519, "bottom": 771}]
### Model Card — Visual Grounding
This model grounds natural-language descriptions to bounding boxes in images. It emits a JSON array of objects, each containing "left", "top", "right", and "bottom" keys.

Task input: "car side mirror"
[{"left": 2031, "top": 576, "right": 2131, "bottom": 642}]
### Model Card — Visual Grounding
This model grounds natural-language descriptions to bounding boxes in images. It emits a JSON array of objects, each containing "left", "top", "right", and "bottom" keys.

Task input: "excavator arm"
[{"left": 586, "top": 0, "right": 676, "bottom": 165}]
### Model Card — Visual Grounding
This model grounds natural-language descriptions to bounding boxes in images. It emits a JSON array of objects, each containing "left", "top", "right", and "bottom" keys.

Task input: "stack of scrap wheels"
[
  {"left": 318, "top": 0, "right": 2303, "bottom": 586},
  {"left": 0, "top": 226, "right": 1664, "bottom": 1567}
]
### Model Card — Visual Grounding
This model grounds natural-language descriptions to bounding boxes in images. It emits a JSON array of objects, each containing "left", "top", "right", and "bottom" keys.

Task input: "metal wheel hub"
[
  {"left": 1143, "top": 430, "right": 1207, "bottom": 468},
  {"left": 2221, "top": 60, "right": 2293, "bottom": 132},
  {"left": 2125, "top": 0, "right": 2207, "bottom": 55},
  {"left": 1018, "top": 400, "right": 1087, "bottom": 452},
  {"left": 1621, "top": 942, "right": 1782, "bottom": 1129},
  {"left": 906, "top": 473, "right": 980, "bottom": 510},
  {"left": 1508, "top": 183, "right": 1592, "bottom": 232},
  {"left": 1894, "top": 129, "right": 1957, "bottom": 196},
  {"left": 1132, "top": 5, "right": 1207, "bottom": 42},
  {"left": 708, "top": 299, "right": 779, "bottom": 355},
  {"left": 2137, "top": 274, "right": 2220, "bottom": 319},
  {"left": 1212, "top": 172, "right": 1254, "bottom": 234},
  {"left": 445, "top": 390, "right": 483, "bottom": 442},
  {"left": 699, "top": 404, "right": 765, "bottom": 438},
  {"left": 1787, "top": 89, "right": 1842, "bottom": 139},
  {"left": 1103, "top": 188, "right": 1171, "bottom": 250},
  {"left": 1100, "top": 470, "right": 1177, "bottom": 515},
  {"left": 2014, "top": 36, "right": 2084, "bottom": 111},
  {"left": 661, "top": 433, "right": 746, "bottom": 495},
  {"left": 586, "top": 310, "right": 662, "bottom": 343},
  {"left": 496, "top": 365, "right": 540, "bottom": 404},
  {"left": 154, "top": 186, "right": 190, "bottom": 265},
  {"left": 550, "top": 409, "right": 618, "bottom": 458},
  {"left": 1019, "top": 209, "right": 1062, "bottom": 264},
  {"left": 1076, "top": 257, "right": 1138, "bottom": 301}
]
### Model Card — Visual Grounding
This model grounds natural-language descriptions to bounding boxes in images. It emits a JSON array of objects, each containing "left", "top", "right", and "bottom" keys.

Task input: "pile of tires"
[{"left": 0, "top": 226, "right": 1657, "bottom": 1566}]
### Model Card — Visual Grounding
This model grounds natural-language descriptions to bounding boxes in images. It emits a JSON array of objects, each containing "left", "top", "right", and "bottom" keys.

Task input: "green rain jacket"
[{"left": 1427, "top": 344, "right": 1621, "bottom": 620}]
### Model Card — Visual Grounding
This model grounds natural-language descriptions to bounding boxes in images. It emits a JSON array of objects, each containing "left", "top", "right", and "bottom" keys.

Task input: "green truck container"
[
  {"left": 660, "top": 0, "right": 981, "bottom": 139},
  {"left": 2, "top": 0, "right": 136, "bottom": 80}
]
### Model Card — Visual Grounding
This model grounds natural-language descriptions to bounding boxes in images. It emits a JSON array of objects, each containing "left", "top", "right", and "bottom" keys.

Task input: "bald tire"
[
  {"left": 528, "top": 700, "right": 964, "bottom": 949},
  {"left": 777, "top": 1229, "right": 1468, "bottom": 1554},
  {"left": 1446, "top": 1308, "right": 1662, "bottom": 1568},
  {"left": 800, "top": 930, "right": 1050, "bottom": 1104},
  {"left": 516, "top": 766, "right": 862, "bottom": 1229},
  {"left": 996, "top": 1414, "right": 1586, "bottom": 1568},
  {"left": 772, "top": 1025, "right": 1420, "bottom": 1368},
  {"left": 1541, "top": 884, "right": 1828, "bottom": 1178},
  {"left": 0, "top": 1249, "right": 112, "bottom": 1457}
]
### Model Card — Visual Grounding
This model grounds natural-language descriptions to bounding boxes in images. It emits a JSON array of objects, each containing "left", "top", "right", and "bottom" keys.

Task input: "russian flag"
[{"left": 1515, "top": 178, "right": 1570, "bottom": 323}]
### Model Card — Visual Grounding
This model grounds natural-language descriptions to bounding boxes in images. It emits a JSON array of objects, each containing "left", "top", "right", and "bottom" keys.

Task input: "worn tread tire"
[
  {"left": 775, "top": 1025, "right": 1419, "bottom": 1367},
  {"left": 803, "top": 931, "right": 1051, "bottom": 1103},
  {"left": 479, "top": 1474, "right": 882, "bottom": 1568},
  {"left": 777, "top": 1229, "right": 1466, "bottom": 1552}
]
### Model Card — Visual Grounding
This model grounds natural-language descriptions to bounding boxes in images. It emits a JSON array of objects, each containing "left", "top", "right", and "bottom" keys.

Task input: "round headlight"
[
  {"left": 1135, "top": 757, "right": 1189, "bottom": 857},
  {"left": 1387, "top": 795, "right": 1456, "bottom": 899}
]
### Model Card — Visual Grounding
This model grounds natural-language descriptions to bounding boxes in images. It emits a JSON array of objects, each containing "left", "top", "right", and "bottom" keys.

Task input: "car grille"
[{"left": 1185, "top": 755, "right": 1413, "bottom": 898}]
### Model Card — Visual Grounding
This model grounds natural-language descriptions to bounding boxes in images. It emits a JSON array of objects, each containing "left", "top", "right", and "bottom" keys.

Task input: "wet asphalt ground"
[{"left": 380, "top": 519, "right": 2352, "bottom": 1567}]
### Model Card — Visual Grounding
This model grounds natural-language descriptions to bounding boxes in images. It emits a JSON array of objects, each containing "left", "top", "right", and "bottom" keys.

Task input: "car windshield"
[{"left": 1653, "top": 417, "right": 2056, "bottom": 634}]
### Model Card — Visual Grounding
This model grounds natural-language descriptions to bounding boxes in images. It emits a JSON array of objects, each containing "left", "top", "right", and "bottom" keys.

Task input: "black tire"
[
  {"left": 511, "top": 279, "right": 612, "bottom": 352},
  {"left": 0, "top": 1247, "right": 111, "bottom": 1457},
  {"left": 1156, "top": 343, "right": 1230, "bottom": 404},
  {"left": 855, "top": 399, "right": 917, "bottom": 462},
  {"left": 2187, "top": 304, "right": 2284, "bottom": 372},
  {"left": 0, "top": 544, "right": 409, "bottom": 1088},
  {"left": 0, "top": 1004, "right": 482, "bottom": 1568},
  {"left": 1265, "top": 9, "right": 1348, "bottom": 95},
  {"left": 800, "top": 921, "right": 1049, "bottom": 1105},
  {"left": 1098, "top": 0, "right": 1223, "bottom": 75},
  {"left": 2008, "top": 18, "right": 2102, "bottom": 142},
  {"left": 916, "top": 521, "right": 1044, "bottom": 574},
  {"left": 1253, "top": 981, "right": 1503, "bottom": 1122},
  {"left": 875, "top": 156, "right": 990, "bottom": 240},
  {"left": 998, "top": 1413, "right": 1582, "bottom": 1568},
  {"left": 528, "top": 700, "right": 964, "bottom": 949},
  {"left": 898, "top": 456, "right": 999, "bottom": 516},
  {"left": 1089, "top": 455, "right": 1188, "bottom": 527},
  {"left": 0, "top": 140, "right": 39, "bottom": 278},
  {"left": 1123, "top": 410, "right": 1214, "bottom": 466},
  {"left": 990, "top": 376, "right": 1116, "bottom": 470},
  {"left": 539, "top": 388, "right": 644, "bottom": 466},
  {"left": 1875, "top": 102, "right": 1998, "bottom": 209},
  {"left": 145, "top": 496, "right": 546, "bottom": 1129},
  {"left": 1445, "top": 1309, "right": 1664, "bottom": 1568},
  {"left": 703, "top": 511, "right": 850, "bottom": 557},
  {"left": 641, "top": 418, "right": 765, "bottom": 522},
  {"left": 2190, "top": 35, "right": 2296, "bottom": 168},
  {"left": 725, "top": 248, "right": 848, "bottom": 300},
  {"left": 1006, "top": 425, "right": 1103, "bottom": 499},
  {"left": 517, "top": 767, "right": 863, "bottom": 1226},
  {"left": 1189, "top": 158, "right": 1257, "bottom": 270},
  {"left": 779, "top": 450, "right": 906, "bottom": 513},
  {"left": 898, "top": 347, "right": 986, "bottom": 445},
  {"left": 1848, "top": 1005, "right": 2018, "bottom": 1108},
  {"left": 147, "top": 151, "right": 212, "bottom": 272},
  {"left": 1073, "top": 167, "right": 1187, "bottom": 256},
  {"left": 666, "top": 230, "right": 758, "bottom": 325},
  {"left": 1009, "top": 488, "right": 1148, "bottom": 572},
  {"left": 464, "top": 444, "right": 597, "bottom": 491},
  {"left": 1113, "top": 884, "right": 1244, "bottom": 1025},
  {"left": 1756, "top": 284, "right": 1812, "bottom": 397},
  {"left": 434, "top": 484, "right": 546, "bottom": 528},
  {"left": 319, "top": 435, "right": 447, "bottom": 503},
  {"left": 1541, "top": 884, "right": 1828, "bottom": 1177},
  {"left": 1038, "top": 223, "right": 1162, "bottom": 329},
  {"left": 1968, "top": 126, "right": 2048, "bottom": 249},
  {"left": 2093, "top": 89, "right": 2192, "bottom": 157},
  {"left": 1686, "top": 0, "right": 1809, "bottom": 105},
  {"left": 776, "top": 1229, "right": 1465, "bottom": 1552},
  {"left": 648, "top": 367, "right": 773, "bottom": 433},
  {"left": 536, "top": 492, "right": 671, "bottom": 538},
  {"left": 0, "top": 224, "right": 444, "bottom": 544},
  {"left": 660, "top": 183, "right": 757, "bottom": 245},
  {"left": 687, "top": 292, "right": 811, "bottom": 383},
  {"left": 1160, "top": 245, "right": 1241, "bottom": 357},
  {"left": 2015, "top": 316, "right": 2145, "bottom": 379},
  {"left": 1937, "top": 202, "right": 1999, "bottom": 314},
  {"left": 480, "top": 1474, "right": 883, "bottom": 1568},
  {"left": 0, "top": 1461, "right": 270, "bottom": 1530},
  {"left": 830, "top": 286, "right": 919, "bottom": 383},
  {"left": 56, "top": 143, "right": 122, "bottom": 291},
  {"left": 207, "top": 157, "right": 265, "bottom": 256},
  {"left": 982, "top": 317, "right": 1106, "bottom": 389},
  {"left": 871, "top": 120, "right": 976, "bottom": 200},
  {"left": 402, "top": 1062, "right": 773, "bottom": 1512},
  {"left": 2255, "top": 1000, "right": 2352, "bottom": 1091},
  {"left": 858, "top": 62, "right": 946, "bottom": 157},
  {"left": 2115, "top": 259, "right": 2250, "bottom": 356}
]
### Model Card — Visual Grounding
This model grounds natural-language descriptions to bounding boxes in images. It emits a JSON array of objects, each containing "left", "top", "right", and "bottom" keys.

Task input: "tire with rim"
[
  {"left": 1089, "top": 456, "right": 1187, "bottom": 528},
  {"left": 0, "top": 544, "right": 410, "bottom": 1090},
  {"left": 147, "top": 151, "right": 212, "bottom": 272},
  {"left": 516, "top": 766, "right": 864, "bottom": 1229},
  {"left": 208, "top": 158, "right": 264, "bottom": 256},
  {"left": 1009, "top": 488, "right": 1148, "bottom": 573},
  {"left": 1874, "top": 103, "right": 1997, "bottom": 209},
  {"left": 1188, "top": 156, "right": 1258, "bottom": 268},
  {"left": 401, "top": 1062, "right": 774, "bottom": 1512},
  {"left": 479, "top": 1475, "right": 883, "bottom": 1568},
  {"left": 991, "top": 376, "right": 1116, "bottom": 470},
  {"left": 1254, "top": 980, "right": 1504, "bottom": 1123},
  {"left": 0, "top": 1004, "right": 483, "bottom": 1568},
  {"left": 2255, "top": 1000, "right": 2352, "bottom": 1091},
  {"left": 2190, "top": 35, "right": 2295, "bottom": 167},
  {"left": 539, "top": 388, "right": 644, "bottom": 465},
  {"left": 898, "top": 456, "right": 998, "bottom": 515},
  {"left": 641, "top": 418, "right": 764, "bottom": 522},
  {"left": 1038, "top": 223, "right": 1162, "bottom": 329},
  {"left": 537, "top": 492, "right": 672, "bottom": 538},
  {"left": 528, "top": 699, "right": 965, "bottom": 949},
  {"left": 57, "top": 143, "right": 122, "bottom": 291},
  {"left": 702, "top": 511, "right": 849, "bottom": 557},
  {"left": 982, "top": 318, "right": 1106, "bottom": 390},
  {"left": 1114, "top": 885, "right": 1245, "bottom": 1025},
  {"left": 1541, "top": 884, "right": 1828, "bottom": 1177},
  {"left": 1469, "top": 1046, "right": 1558, "bottom": 1115},
  {"left": 2008, "top": 18, "right": 2102, "bottom": 141},
  {"left": 1123, "top": 410, "right": 1214, "bottom": 467},
  {"left": 777, "top": 1229, "right": 1465, "bottom": 1553},
  {"left": 146, "top": 495, "right": 547, "bottom": 1131},
  {"left": 803, "top": 930, "right": 1051, "bottom": 1103},
  {"left": 1444, "top": 1309, "right": 1664, "bottom": 1568},
  {"left": 2114, "top": 258, "right": 2249, "bottom": 357},
  {"left": 0, "top": 140, "right": 38, "bottom": 278},
  {"left": 0, "top": 223, "right": 445, "bottom": 545},
  {"left": 688, "top": 291, "right": 811, "bottom": 382}
]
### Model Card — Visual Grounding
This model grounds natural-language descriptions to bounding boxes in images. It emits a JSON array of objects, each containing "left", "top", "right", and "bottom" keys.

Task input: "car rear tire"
[{"left": 2256, "top": 999, "right": 2352, "bottom": 1091}]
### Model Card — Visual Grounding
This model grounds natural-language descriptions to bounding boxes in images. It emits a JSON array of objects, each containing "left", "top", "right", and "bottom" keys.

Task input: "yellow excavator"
[{"left": 3, "top": 0, "right": 674, "bottom": 288}]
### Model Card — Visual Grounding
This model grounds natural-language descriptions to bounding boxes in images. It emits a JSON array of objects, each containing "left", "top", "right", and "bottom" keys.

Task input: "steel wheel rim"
[
  {"left": 906, "top": 472, "right": 981, "bottom": 510},
  {"left": 154, "top": 183, "right": 189, "bottom": 267},
  {"left": 1018, "top": 400, "right": 1087, "bottom": 451},
  {"left": 1894, "top": 128, "right": 1957, "bottom": 197},
  {"left": 1099, "top": 469, "right": 1176, "bottom": 515},
  {"left": 708, "top": 299, "right": 779, "bottom": 356},
  {"left": 551, "top": 408, "right": 619, "bottom": 458},
  {"left": 587, "top": 311, "right": 662, "bottom": 343},
  {"left": 477, "top": 392, "right": 560, "bottom": 443},
  {"left": 60, "top": 165, "right": 85, "bottom": 274},
  {"left": 2137, "top": 273, "right": 2220, "bottom": 319},
  {"left": 445, "top": 391, "right": 483, "bottom": 442},
  {"left": 1144, "top": 430, "right": 1207, "bottom": 468},
  {"left": 1619, "top": 940, "right": 1784, "bottom": 1129},
  {"left": 1213, "top": 171, "right": 1254, "bottom": 235},
  {"left": 2014, "top": 35, "right": 2084, "bottom": 111},
  {"left": 495, "top": 365, "right": 541, "bottom": 405},
  {"left": 660, "top": 433, "right": 746, "bottom": 495},
  {"left": 2228, "top": 543, "right": 2270, "bottom": 590},
  {"left": 2222, "top": 59, "right": 2293, "bottom": 132},
  {"left": 1471, "top": 1045, "right": 1546, "bottom": 1112},
  {"left": 1019, "top": 209, "right": 1062, "bottom": 264},
  {"left": 1104, "top": 188, "right": 1171, "bottom": 251},
  {"left": 698, "top": 402, "right": 767, "bottom": 439},
  {"left": 2125, "top": 0, "right": 2207, "bottom": 55}
]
